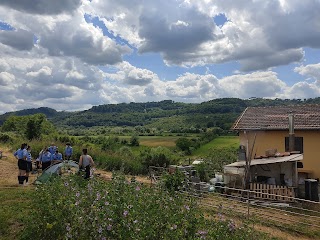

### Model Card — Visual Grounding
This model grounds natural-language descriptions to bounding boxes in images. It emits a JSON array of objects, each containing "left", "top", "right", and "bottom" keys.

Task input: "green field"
[{"left": 192, "top": 136, "right": 239, "bottom": 156}]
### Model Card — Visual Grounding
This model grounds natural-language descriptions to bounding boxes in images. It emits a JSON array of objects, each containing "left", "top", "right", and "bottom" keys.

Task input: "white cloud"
[
  {"left": 105, "top": 61, "right": 158, "bottom": 86},
  {"left": 294, "top": 63, "right": 320, "bottom": 81},
  {"left": 219, "top": 71, "right": 287, "bottom": 98}
]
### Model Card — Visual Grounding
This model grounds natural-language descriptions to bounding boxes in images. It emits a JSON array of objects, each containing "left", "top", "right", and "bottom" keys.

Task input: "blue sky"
[{"left": 0, "top": 0, "right": 319, "bottom": 113}]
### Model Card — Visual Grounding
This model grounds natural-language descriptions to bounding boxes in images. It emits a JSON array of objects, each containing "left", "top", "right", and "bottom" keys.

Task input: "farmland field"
[{"left": 192, "top": 136, "right": 239, "bottom": 156}]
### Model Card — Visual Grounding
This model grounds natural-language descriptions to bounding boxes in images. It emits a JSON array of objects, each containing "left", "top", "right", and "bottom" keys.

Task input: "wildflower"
[
  {"left": 66, "top": 224, "right": 71, "bottom": 232},
  {"left": 46, "top": 223, "right": 53, "bottom": 229},
  {"left": 96, "top": 192, "right": 101, "bottom": 201},
  {"left": 123, "top": 210, "right": 129, "bottom": 217},
  {"left": 75, "top": 201, "right": 79, "bottom": 206},
  {"left": 108, "top": 218, "right": 113, "bottom": 221},
  {"left": 98, "top": 226, "right": 103, "bottom": 234},
  {"left": 135, "top": 185, "right": 141, "bottom": 191},
  {"left": 76, "top": 192, "right": 80, "bottom": 197},
  {"left": 105, "top": 201, "right": 109, "bottom": 206},
  {"left": 228, "top": 220, "right": 236, "bottom": 232},
  {"left": 133, "top": 220, "right": 138, "bottom": 224},
  {"left": 66, "top": 233, "right": 72, "bottom": 239},
  {"left": 197, "top": 230, "right": 208, "bottom": 239},
  {"left": 101, "top": 237, "right": 106, "bottom": 240},
  {"left": 107, "top": 225, "right": 112, "bottom": 231},
  {"left": 170, "top": 224, "right": 177, "bottom": 230},
  {"left": 64, "top": 182, "right": 69, "bottom": 187},
  {"left": 184, "top": 205, "right": 190, "bottom": 211}
]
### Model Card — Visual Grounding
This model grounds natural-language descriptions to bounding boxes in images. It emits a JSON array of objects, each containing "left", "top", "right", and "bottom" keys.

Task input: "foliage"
[
  {"left": 130, "top": 135, "right": 140, "bottom": 146},
  {"left": 202, "top": 147, "right": 238, "bottom": 178},
  {"left": 175, "top": 137, "right": 192, "bottom": 154},
  {"left": 140, "top": 146, "right": 178, "bottom": 169},
  {"left": 1, "top": 114, "right": 56, "bottom": 140},
  {"left": 21, "top": 173, "right": 263, "bottom": 240},
  {"left": 2, "top": 98, "right": 320, "bottom": 135},
  {"left": 162, "top": 170, "right": 186, "bottom": 193}
]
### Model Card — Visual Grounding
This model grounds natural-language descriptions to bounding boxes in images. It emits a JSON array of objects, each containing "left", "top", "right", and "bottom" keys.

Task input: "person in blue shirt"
[
  {"left": 25, "top": 145, "right": 32, "bottom": 184},
  {"left": 64, "top": 143, "right": 73, "bottom": 160},
  {"left": 14, "top": 143, "right": 28, "bottom": 185},
  {"left": 41, "top": 148, "right": 52, "bottom": 170},
  {"left": 52, "top": 149, "right": 63, "bottom": 164},
  {"left": 48, "top": 143, "right": 57, "bottom": 155}
]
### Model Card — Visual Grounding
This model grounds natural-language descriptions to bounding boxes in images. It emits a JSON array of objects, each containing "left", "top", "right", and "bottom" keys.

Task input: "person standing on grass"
[
  {"left": 78, "top": 148, "right": 94, "bottom": 179},
  {"left": 52, "top": 149, "right": 63, "bottom": 164},
  {"left": 25, "top": 145, "right": 33, "bottom": 184},
  {"left": 41, "top": 148, "right": 52, "bottom": 170},
  {"left": 48, "top": 142, "right": 57, "bottom": 155},
  {"left": 14, "top": 143, "right": 28, "bottom": 185},
  {"left": 64, "top": 143, "right": 73, "bottom": 160}
]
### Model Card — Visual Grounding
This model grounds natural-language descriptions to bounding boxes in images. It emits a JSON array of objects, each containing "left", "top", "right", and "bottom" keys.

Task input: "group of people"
[
  {"left": 36, "top": 142, "right": 73, "bottom": 170},
  {"left": 14, "top": 142, "right": 94, "bottom": 185}
]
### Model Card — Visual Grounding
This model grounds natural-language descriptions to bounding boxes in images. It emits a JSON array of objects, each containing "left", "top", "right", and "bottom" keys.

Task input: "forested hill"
[{"left": 1, "top": 98, "right": 320, "bottom": 131}]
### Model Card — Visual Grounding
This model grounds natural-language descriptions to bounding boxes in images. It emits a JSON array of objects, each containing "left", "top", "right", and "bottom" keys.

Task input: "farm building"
[{"left": 228, "top": 104, "right": 320, "bottom": 200}]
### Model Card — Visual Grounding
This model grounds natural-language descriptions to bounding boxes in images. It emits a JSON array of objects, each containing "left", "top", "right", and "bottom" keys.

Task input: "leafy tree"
[
  {"left": 130, "top": 135, "right": 140, "bottom": 146},
  {"left": 175, "top": 137, "right": 192, "bottom": 154}
]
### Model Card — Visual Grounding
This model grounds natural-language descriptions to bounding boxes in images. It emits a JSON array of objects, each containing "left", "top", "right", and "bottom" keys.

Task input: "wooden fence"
[{"left": 249, "top": 183, "right": 295, "bottom": 202}]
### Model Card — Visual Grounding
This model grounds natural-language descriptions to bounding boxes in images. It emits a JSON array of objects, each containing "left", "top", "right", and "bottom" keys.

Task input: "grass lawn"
[
  {"left": 192, "top": 136, "right": 239, "bottom": 156},
  {"left": 0, "top": 187, "right": 34, "bottom": 240}
]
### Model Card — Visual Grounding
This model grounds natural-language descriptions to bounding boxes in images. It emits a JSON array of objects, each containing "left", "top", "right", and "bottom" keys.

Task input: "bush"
[{"left": 21, "top": 173, "right": 264, "bottom": 240}]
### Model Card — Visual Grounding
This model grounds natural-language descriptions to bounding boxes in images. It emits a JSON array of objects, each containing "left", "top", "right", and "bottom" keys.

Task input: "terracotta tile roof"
[{"left": 232, "top": 104, "right": 320, "bottom": 130}]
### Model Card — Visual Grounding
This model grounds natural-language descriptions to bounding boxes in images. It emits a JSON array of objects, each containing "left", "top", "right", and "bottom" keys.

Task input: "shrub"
[{"left": 21, "top": 173, "right": 267, "bottom": 240}]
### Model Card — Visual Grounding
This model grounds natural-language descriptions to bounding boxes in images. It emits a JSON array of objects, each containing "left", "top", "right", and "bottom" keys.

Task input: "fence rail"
[{"left": 179, "top": 181, "right": 320, "bottom": 235}]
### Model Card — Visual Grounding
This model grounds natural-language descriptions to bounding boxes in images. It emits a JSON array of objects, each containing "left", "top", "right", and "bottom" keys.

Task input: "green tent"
[{"left": 34, "top": 160, "right": 79, "bottom": 184}]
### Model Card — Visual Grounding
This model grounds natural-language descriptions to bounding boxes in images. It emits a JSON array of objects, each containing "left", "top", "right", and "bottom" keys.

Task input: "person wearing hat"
[
  {"left": 41, "top": 148, "right": 52, "bottom": 170},
  {"left": 64, "top": 143, "right": 73, "bottom": 160}
]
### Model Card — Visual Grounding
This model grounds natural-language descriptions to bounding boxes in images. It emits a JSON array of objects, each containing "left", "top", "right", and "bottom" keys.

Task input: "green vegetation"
[
  {"left": 20, "top": 173, "right": 270, "bottom": 240},
  {"left": 0, "top": 188, "right": 33, "bottom": 240},
  {"left": 2, "top": 97, "right": 320, "bottom": 135},
  {"left": 192, "top": 136, "right": 239, "bottom": 156}
]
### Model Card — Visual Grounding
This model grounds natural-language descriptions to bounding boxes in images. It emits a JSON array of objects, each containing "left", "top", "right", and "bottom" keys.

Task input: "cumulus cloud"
[
  {"left": 105, "top": 61, "right": 158, "bottom": 86},
  {"left": 0, "top": 0, "right": 319, "bottom": 113},
  {"left": 0, "top": 0, "right": 82, "bottom": 15},
  {"left": 0, "top": 29, "right": 34, "bottom": 50},
  {"left": 219, "top": 71, "right": 286, "bottom": 98},
  {"left": 294, "top": 63, "right": 320, "bottom": 81}
]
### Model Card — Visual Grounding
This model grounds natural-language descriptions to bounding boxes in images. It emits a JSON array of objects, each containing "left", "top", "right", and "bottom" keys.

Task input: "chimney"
[{"left": 288, "top": 113, "right": 295, "bottom": 152}]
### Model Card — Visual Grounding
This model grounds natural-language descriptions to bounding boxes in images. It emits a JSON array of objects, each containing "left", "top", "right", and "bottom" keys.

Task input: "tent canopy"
[{"left": 34, "top": 160, "right": 79, "bottom": 184}]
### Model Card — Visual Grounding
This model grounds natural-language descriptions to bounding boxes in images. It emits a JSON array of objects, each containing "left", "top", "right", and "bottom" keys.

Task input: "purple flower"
[
  {"left": 101, "top": 237, "right": 106, "bottom": 240},
  {"left": 96, "top": 192, "right": 101, "bottom": 201},
  {"left": 228, "top": 220, "right": 236, "bottom": 232},
  {"left": 170, "top": 224, "right": 177, "bottom": 230},
  {"left": 123, "top": 210, "right": 129, "bottom": 217},
  {"left": 107, "top": 225, "right": 112, "bottom": 231},
  {"left": 184, "top": 205, "right": 190, "bottom": 211},
  {"left": 105, "top": 201, "right": 109, "bottom": 206},
  {"left": 64, "top": 182, "right": 69, "bottom": 187},
  {"left": 66, "top": 224, "right": 71, "bottom": 232},
  {"left": 98, "top": 226, "right": 103, "bottom": 234},
  {"left": 76, "top": 192, "right": 80, "bottom": 197},
  {"left": 135, "top": 185, "right": 141, "bottom": 191}
]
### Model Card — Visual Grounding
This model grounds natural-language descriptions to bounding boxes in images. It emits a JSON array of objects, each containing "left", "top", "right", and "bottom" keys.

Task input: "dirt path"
[
  {"left": 0, "top": 146, "right": 38, "bottom": 187},
  {"left": 0, "top": 145, "right": 317, "bottom": 239}
]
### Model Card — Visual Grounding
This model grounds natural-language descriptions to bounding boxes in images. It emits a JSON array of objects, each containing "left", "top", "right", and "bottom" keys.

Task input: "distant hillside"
[{"left": 1, "top": 98, "right": 320, "bottom": 131}]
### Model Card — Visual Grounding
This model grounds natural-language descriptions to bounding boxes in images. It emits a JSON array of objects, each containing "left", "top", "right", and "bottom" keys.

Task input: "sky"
[{"left": 0, "top": 0, "right": 320, "bottom": 114}]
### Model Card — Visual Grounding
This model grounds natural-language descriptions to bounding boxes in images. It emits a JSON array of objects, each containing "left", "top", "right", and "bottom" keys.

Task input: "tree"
[
  {"left": 175, "top": 137, "right": 192, "bottom": 154},
  {"left": 130, "top": 135, "right": 140, "bottom": 146}
]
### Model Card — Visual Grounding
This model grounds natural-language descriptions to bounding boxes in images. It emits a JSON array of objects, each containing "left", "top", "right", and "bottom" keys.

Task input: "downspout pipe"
[{"left": 288, "top": 113, "right": 295, "bottom": 152}]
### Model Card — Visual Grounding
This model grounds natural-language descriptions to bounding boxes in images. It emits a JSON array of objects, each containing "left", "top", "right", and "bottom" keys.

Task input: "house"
[{"left": 228, "top": 104, "right": 320, "bottom": 200}]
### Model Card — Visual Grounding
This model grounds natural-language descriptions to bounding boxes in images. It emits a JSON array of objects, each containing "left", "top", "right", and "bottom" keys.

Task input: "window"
[{"left": 285, "top": 136, "right": 303, "bottom": 153}]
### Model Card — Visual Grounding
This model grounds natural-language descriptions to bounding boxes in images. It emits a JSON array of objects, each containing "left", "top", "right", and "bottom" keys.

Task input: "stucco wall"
[{"left": 239, "top": 130, "right": 320, "bottom": 179}]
